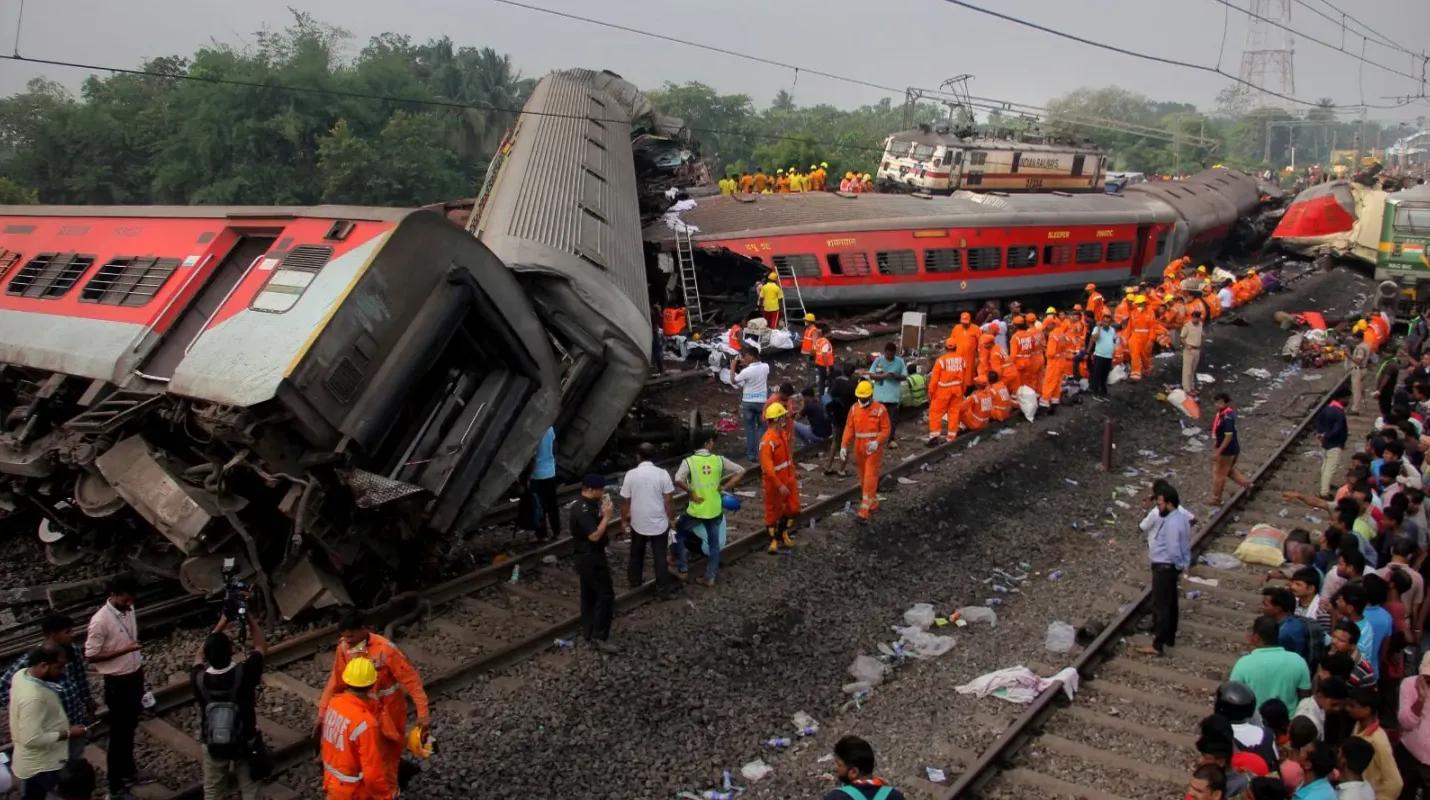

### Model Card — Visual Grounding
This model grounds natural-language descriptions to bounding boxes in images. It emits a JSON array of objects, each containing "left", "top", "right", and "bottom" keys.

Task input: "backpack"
[{"left": 197, "top": 663, "right": 247, "bottom": 756}]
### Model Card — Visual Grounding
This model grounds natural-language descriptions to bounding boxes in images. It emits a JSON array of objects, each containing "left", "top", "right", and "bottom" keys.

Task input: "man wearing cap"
[
  {"left": 841, "top": 380, "right": 891, "bottom": 524},
  {"left": 319, "top": 657, "right": 393, "bottom": 800},
  {"left": 1128, "top": 295, "right": 1156, "bottom": 382},
  {"left": 1182, "top": 308, "right": 1206, "bottom": 396},
  {"left": 1084, "top": 283, "right": 1106, "bottom": 322},
  {"left": 674, "top": 431, "right": 745, "bottom": 585},
  {"left": 569, "top": 474, "right": 618, "bottom": 651},
  {"left": 949, "top": 313, "right": 980, "bottom": 385},
  {"left": 800, "top": 312, "right": 819, "bottom": 370},
  {"left": 758, "top": 273, "right": 784, "bottom": 329}
]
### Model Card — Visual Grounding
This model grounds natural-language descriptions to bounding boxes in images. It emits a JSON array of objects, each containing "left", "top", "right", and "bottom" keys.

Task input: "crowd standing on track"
[{"left": 1151, "top": 298, "right": 1430, "bottom": 798}]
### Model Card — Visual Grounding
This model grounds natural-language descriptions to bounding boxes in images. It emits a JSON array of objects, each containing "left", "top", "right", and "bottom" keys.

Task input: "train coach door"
[
  {"left": 1130, "top": 224, "right": 1154, "bottom": 279},
  {"left": 136, "top": 234, "right": 276, "bottom": 381}
]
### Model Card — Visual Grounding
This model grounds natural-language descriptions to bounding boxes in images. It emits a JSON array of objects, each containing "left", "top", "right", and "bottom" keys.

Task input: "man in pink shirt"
[
  {"left": 1398, "top": 654, "right": 1430, "bottom": 796},
  {"left": 84, "top": 574, "right": 147, "bottom": 797}
]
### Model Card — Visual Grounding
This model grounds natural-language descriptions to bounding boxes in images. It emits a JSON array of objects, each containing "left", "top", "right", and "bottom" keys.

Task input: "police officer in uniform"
[{"left": 569, "top": 474, "right": 618, "bottom": 654}]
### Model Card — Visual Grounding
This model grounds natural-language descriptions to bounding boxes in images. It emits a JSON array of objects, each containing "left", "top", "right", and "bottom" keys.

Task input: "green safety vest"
[
  {"left": 901, "top": 373, "right": 928, "bottom": 407},
  {"left": 685, "top": 452, "right": 724, "bottom": 519}
]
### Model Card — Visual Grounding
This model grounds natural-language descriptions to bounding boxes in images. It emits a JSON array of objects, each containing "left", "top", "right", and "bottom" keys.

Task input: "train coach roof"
[
  {"left": 645, "top": 190, "right": 1174, "bottom": 243},
  {"left": 0, "top": 205, "right": 418, "bottom": 221},
  {"left": 886, "top": 129, "right": 1101, "bottom": 153}
]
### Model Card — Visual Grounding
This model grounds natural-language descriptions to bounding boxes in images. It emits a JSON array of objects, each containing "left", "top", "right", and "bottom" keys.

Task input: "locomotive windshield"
[{"left": 1394, "top": 204, "right": 1430, "bottom": 236}]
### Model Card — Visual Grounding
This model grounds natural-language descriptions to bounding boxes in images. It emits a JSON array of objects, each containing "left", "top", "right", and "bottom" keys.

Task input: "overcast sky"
[{"left": 3, "top": 0, "right": 1428, "bottom": 125}]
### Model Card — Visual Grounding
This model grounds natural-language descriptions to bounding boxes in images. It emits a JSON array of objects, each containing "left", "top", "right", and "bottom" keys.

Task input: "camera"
[{"left": 221, "top": 558, "right": 250, "bottom": 643}]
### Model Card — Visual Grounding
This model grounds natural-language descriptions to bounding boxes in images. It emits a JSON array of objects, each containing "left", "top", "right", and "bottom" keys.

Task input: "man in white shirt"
[
  {"left": 732, "top": 351, "right": 771, "bottom": 464},
  {"left": 1217, "top": 280, "right": 1235, "bottom": 311},
  {"left": 85, "top": 574, "right": 147, "bottom": 797},
  {"left": 621, "top": 443, "right": 678, "bottom": 597}
]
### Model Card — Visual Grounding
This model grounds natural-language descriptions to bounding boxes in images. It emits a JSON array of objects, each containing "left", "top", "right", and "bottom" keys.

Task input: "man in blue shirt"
[
  {"left": 1360, "top": 573, "right": 1394, "bottom": 681},
  {"left": 1314, "top": 388, "right": 1350, "bottom": 499},
  {"left": 868, "top": 342, "right": 907, "bottom": 447},
  {"left": 1260, "top": 586, "right": 1311, "bottom": 664},
  {"left": 526, "top": 426, "right": 559, "bottom": 541},
  {"left": 1139, "top": 482, "right": 1192, "bottom": 656}
]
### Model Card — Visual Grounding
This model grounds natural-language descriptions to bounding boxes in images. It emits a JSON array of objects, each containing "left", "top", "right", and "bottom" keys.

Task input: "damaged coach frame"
[{"left": 0, "top": 206, "right": 559, "bottom": 617}]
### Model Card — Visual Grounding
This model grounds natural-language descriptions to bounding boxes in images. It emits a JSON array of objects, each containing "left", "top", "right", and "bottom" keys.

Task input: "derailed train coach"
[
  {"left": 470, "top": 68, "right": 654, "bottom": 474},
  {"left": 0, "top": 206, "right": 562, "bottom": 617}
]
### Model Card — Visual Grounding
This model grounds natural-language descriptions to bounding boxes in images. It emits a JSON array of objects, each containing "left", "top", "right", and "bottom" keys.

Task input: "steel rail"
[{"left": 941, "top": 373, "right": 1348, "bottom": 798}]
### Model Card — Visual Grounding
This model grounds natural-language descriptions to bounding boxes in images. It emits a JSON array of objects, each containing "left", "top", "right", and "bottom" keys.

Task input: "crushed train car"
[
  {"left": 0, "top": 206, "right": 562, "bottom": 617},
  {"left": 1270, "top": 179, "right": 1388, "bottom": 266}
]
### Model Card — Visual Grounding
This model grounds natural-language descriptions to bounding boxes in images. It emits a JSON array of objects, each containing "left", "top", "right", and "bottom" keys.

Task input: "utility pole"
[
  {"left": 1264, "top": 117, "right": 1272, "bottom": 166},
  {"left": 1357, "top": 107, "right": 1367, "bottom": 167}
]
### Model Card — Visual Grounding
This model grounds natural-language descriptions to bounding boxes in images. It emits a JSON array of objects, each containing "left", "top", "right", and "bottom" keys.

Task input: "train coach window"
[
  {"left": 1043, "top": 244, "right": 1073, "bottom": 266},
  {"left": 1105, "top": 241, "right": 1134, "bottom": 263},
  {"left": 923, "top": 248, "right": 961, "bottom": 273},
  {"left": 252, "top": 244, "right": 334, "bottom": 313},
  {"left": 876, "top": 250, "right": 918, "bottom": 276},
  {"left": 1154, "top": 233, "right": 1168, "bottom": 257},
  {"left": 1006, "top": 246, "right": 1038, "bottom": 269},
  {"left": 0, "top": 250, "right": 20, "bottom": 280},
  {"left": 1395, "top": 206, "right": 1430, "bottom": 236},
  {"left": 7, "top": 252, "right": 94, "bottom": 299},
  {"left": 965, "top": 247, "right": 1001, "bottom": 271},
  {"left": 1075, "top": 243, "right": 1103, "bottom": 264},
  {"left": 81, "top": 256, "right": 180, "bottom": 306},
  {"left": 912, "top": 144, "right": 936, "bottom": 161},
  {"left": 969, "top": 152, "right": 988, "bottom": 167},
  {"left": 772, "top": 253, "right": 821, "bottom": 279},
  {"left": 826, "top": 251, "right": 870, "bottom": 277}
]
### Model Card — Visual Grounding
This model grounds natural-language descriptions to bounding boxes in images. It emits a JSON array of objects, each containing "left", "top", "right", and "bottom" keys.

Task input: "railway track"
[
  {"left": 41, "top": 404, "right": 990, "bottom": 797},
  {"left": 943, "top": 374, "right": 1355, "bottom": 800}
]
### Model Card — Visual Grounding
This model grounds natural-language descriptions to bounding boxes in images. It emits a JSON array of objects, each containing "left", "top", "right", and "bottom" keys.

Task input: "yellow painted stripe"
[
  {"left": 283, "top": 229, "right": 394, "bottom": 376},
  {"left": 1380, "top": 242, "right": 1394, "bottom": 252}
]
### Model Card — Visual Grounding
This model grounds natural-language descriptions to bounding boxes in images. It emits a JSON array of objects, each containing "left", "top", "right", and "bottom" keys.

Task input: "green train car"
[{"left": 1378, "top": 184, "right": 1430, "bottom": 310}]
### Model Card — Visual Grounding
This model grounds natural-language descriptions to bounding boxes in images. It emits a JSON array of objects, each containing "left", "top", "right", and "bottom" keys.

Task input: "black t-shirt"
[
  {"left": 190, "top": 651, "right": 264, "bottom": 752},
  {"left": 801, "top": 400, "right": 832, "bottom": 439},
  {"left": 829, "top": 376, "right": 855, "bottom": 424},
  {"left": 568, "top": 497, "right": 607, "bottom": 553}
]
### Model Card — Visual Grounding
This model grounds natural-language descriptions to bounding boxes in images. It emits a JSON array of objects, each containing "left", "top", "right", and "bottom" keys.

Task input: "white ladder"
[
  {"left": 675, "top": 225, "right": 704, "bottom": 325},
  {"left": 772, "top": 257, "right": 808, "bottom": 327}
]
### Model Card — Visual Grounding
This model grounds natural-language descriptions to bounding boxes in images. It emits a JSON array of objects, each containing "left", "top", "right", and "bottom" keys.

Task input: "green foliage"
[
  {"left": 0, "top": 177, "right": 37, "bottom": 204},
  {"left": 0, "top": 13, "right": 530, "bottom": 205}
]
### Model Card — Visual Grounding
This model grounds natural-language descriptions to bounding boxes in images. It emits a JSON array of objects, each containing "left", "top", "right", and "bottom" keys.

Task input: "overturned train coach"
[
  {"left": 0, "top": 69, "right": 655, "bottom": 617},
  {"left": 651, "top": 167, "right": 1267, "bottom": 309}
]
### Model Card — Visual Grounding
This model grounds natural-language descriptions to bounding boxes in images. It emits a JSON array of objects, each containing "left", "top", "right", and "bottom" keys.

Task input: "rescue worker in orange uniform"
[
  {"left": 775, "top": 169, "right": 790, "bottom": 193},
  {"left": 759, "top": 403, "right": 800, "bottom": 554},
  {"left": 987, "top": 370, "right": 1014, "bottom": 422},
  {"left": 948, "top": 312, "right": 981, "bottom": 385},
  {"left": 977, "top": 332, "right": 1015, "bottom": 388},
  {"left": 1010, "top": 314, "right": 1042, "bottom": 395},
  {"left": 1112, "top": 287, "right": 1135, "bottom": 326},
  {"left": 1040, "top": 313, "right": 1076, "bottom": 410},
  {"left": 1127, "top": 295, "right": 1156, "bottom": 381},
  {"left": 926, "top": 339, "right": 967, "bottom": 445},
  {"left": 727, "top": 322, "right": 743, "bottom": 354},
  {"left": 800, "top": 313, "right": 818, "bottom": 357},
  {"left": 1028, "top": 312, "right": 1048, "bottom": 387},
  {"left": 317, "top": 613, "right": 430, "bottom": 790},
  {"left": 320, "top": 657, "right": 395, "bottom": 800},
  {"left": 1159, "top": 292, "right": 1186, "bottom": 349},
  {"left": 1201, "top": 280, "right": 1222, "bottom": 320},
  {"left": 738, "top": 172, "right": 754, "bottom": 194},
  {"left": 1163, "top": 255, "right": 1189, "bottom": 283},
  {"left": 812, "top": 323, "right": 835, "bottom": 396},
  {"left": 752, "top": 169, "right": 769, "bottom": 193},
  {"left": 959, "top": 376, "right": 993, "bottom": 432},
  {"left": 840, "top": 381, "right": 890, "bottom": 524},
  {"left": 1184, "top": 289, "right": 1211, "bottom": 324},
  {"left": 1085, "top": 283, "right": 1106, "bottom": 322}
]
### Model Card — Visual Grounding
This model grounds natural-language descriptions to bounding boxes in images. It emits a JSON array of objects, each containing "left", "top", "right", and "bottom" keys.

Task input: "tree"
[{"left": 0, "top": 177, "right": 37, "bottom": 203}]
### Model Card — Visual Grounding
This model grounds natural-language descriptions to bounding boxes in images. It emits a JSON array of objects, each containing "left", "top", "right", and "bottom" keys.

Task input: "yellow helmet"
[
  {"left": 1045, "top": 306, "right": 1056, "bottom": 315},
  {"left": 804, "top": 312, "right": 816, "bottom": 322},
  {"left": 810, "top": 164, "right": 817, "bottom": 170},
  {"left": 767, "top": 272, "right": 779, "bottom": 281},
  {"left": 342, "top": 657, "right": 378, "bottom": 688},
  {"left": 1164, "top": 293, "right": 1175, "bottom": 302},
  {"left": 861, "top": 173, "right": 872, "bottom": 180},
  {"left": 407, "top": 725, "right": 434, "bottom": 759},
  {"left": 765, "top": 402, "right": 788, "bottom": 420},
  {"left": 821, "top": 161, "right": 828, "bottom": 168},
  {"left": 777, "top": 168, "right": 785, "bottom": 174},
  {"left": 1197, "top": 265, "right": 1208, "bottom": 273},
  {"left": 1248, "top": 268, "right": 1258, "bottom": 275},
  {"left": 854, "top": 380, "right": 874, "bottom": 399},
  {"left": 1352, "top": 319, "right": 1368, "bottom": 333},
  {"left": 845, "top": 171, "right": 855, "bottom": 179},
  {"left": 1133, "top": 294, "right": 1147, "bottom": 303},
  {"left": 1123, "top": 286, "right": 1135, "bottom": 294}
]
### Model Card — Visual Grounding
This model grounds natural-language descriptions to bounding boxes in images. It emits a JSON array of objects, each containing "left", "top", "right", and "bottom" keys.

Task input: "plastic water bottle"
[
  {"left": 1048, "top": 570, "right": 1064, "bottom": 581},
  {"left": 508, "top": 564, "right": 521, "bottom": 584},
  {"left": 702, "top": 792, "right": 733, "bottom": 800},
  {"left": 986, "top": 597, "right": 1004, "bottom": 607},
  {"left": 722, "top": 769, "right": 733, "bottom": 791},
  {"left": 553, "top": 638, "right": 574, "bottom": 649},
  {"left": 766, "top": 737, "right": 791, "bottom": 748},
  {"left": 797, "top": 726, "right": 818, "bottom": 737}
]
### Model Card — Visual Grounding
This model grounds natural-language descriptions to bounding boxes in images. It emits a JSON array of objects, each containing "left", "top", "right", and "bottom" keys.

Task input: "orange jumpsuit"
[
  {"left": 752, "top": 173, "right": 769, "bottom": 193},
  {"left": 842, "top": 401, "right": 891, "bottom": 520},
  {"left": 1202, "top": 286, "right": 1222, "bottom": 320},
  {"left": 776, "top": 175, "right": 791, "bottom": 193},
  {"left": 989, "top": 380, "right": 1013, "bottom": 422},
  {"left": 320, "top": 692, "right": 396, "bottom": 800},
  {"left": 927, "top": 351, "right": 967, "bottom": 441},
  {"left": 1185, "top": 295, "right": 1210, "bottom": 323},
  {"left": 738, "top": 175, "right": 754, "bottom": 194},
  {"left": 959, "top": 388, "right": 993, "bottom": 432},
  {"left": 728, "top": 324, "right": 743, "bottom": 353},
  {"left": 1160, "top": 299, "right": 1186, "bottom": 334},
  {"left": 318, "top": 635, "right": 429, "bottom": 789},
  {"left": 1127, "top": 306, "right": 1156, "bottom": 380},
  {"left": 1086, "top": 291, "right": 1106, "bottom": 321},
  {"left": 948, "top": 323, "right": 980, "bottom": 384},
  {"left": 1040, "top": 327, "right": 1075, "bottom": 406},
  {"left": 979, "top": 342, "right": 1015, "bottom": 387},
  {"left": 1112, "top": 298, "right": 1133, "bottom": 327},
  {"left": 1010, "top": 329, "right": 1041, "bottom": 395},
  {"left": 801, "top": 323, "right": 818, "bottom": 355},
  {"left": 759, "top": 424, "right": 801, "bottom": 525}
]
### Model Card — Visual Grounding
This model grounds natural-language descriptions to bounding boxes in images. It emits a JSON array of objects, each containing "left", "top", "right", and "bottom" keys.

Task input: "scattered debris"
[
  {"left": 1045, "top": 621, "right": 1077, "bottom": 653},
  {"left": 926, "top": 767, "right": 948, "bottom": 783},
  {"left": 1244, "top": 367, "right": 1272, "bottom": 379},
  {"left": 955, "top": 665, "right": 1081, "bottom": 704},
  {"left": 1186, "top": 576, "right": 1220, "bottom": 588},
  {"left": 1200, "top": 552, "right": 1241, "bottom": 570},
  {"left": 740, "top": 760, "right": 773, "bottom": 783},
  {"left": 1196, "top": 373, "right": 1216, "bottom": 384}
]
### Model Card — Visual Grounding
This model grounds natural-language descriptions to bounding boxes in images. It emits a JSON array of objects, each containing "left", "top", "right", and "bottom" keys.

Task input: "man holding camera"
[{"left": 191, "top": 609, "right": 267, "bottom": 800}]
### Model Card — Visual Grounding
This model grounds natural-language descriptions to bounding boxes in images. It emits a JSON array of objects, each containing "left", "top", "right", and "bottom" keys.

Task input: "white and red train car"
[{"left": 656, "top": 168, "right": 1261, "bottom": 308}]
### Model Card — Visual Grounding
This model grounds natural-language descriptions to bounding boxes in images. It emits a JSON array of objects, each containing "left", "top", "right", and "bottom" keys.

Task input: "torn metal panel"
[{"left": 94, "top": 435, "right": 224, "bottom": 555}]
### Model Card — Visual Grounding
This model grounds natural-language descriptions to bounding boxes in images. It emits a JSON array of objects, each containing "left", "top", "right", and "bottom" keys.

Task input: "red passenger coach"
[{"left": 668, "top": 191, "right": 1177, "bottom": 307}]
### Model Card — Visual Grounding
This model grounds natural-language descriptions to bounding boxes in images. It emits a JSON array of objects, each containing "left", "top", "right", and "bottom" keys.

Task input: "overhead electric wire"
[
  {"left": 1298, "top": 0, "right": 1422, "bottom": 58},
  {"left": 935, "top": 0, "right": 1424, "bottom": 109},
  {"left": 1210, "top": 0, "right": 1421, "bottom": 84}
]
